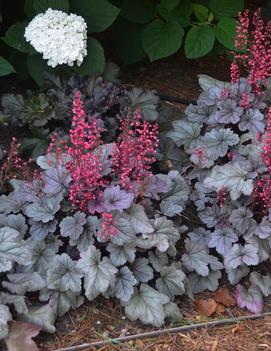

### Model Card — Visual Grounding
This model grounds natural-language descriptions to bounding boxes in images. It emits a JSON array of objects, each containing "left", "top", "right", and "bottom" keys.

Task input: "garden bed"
[{"left": 1, "top": 3, "right": 271, "bottom": 350}]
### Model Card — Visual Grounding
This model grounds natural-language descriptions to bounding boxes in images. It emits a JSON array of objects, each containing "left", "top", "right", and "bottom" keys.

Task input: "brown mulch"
[{"left": 39, "top": 290, "right": 271, "bottom": 351}]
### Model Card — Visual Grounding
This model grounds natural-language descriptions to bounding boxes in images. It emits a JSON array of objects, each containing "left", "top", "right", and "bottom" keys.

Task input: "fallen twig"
[{"left": 53, "top": 312, "right": 271, "bottom": 351}]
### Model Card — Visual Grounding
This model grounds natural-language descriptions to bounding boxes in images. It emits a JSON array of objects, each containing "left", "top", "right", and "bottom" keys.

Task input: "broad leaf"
[
  {"left": 47, "top": 254, "right": 83, "bottom": 293},
  {"left": 224, "top": 244, "right": 259, "bottom": 269},
  {"left": 30, "top": 220, "right": 57, "bottom": 241},
  {"left": 0, "top": 56, "right": 15, "bottom": 77},
  {"left": 202, "top": 128, "right": 239, "bottom": 160},
  {"left": 142, "top": 216, "right": 179, "bottom": 252},
  {"left": 204, "top": 162, "right": 254, "bottom": 200},
  {"left": 0, "top": 227, "right": 28, "bottom": 272},
  {"left": 43, "top": 165, "right": 71, "bottom": 194},
  {"left": 59, "top": 212, "right": 86, "bottom": 241},
  {"left": 164, "top": 302, "right": 182, "bottom": 323},
  {"left": 103, "top": 185, "right": 134, "bottom": 212},
  {"left": 226, "top": 265, "right": 250, "bottom": 285},
  {"left": 0, "top": 194, "right": 22, "bottom": 214},
  {"left": 120, "top": 0, "right": 156, "bottom": 24},
  {"left": 229, "top": 207, "right": 253, "bottom": 234},
  {"left": 128, "top": 88, "right": 159, "bottom": 121},
  {"left": 208, "top": 0, "right": 244, "bottom": 17},
  {"left": 33, "top": 0, "right": 69, "bottom": 13},
  {"left": 131, "top": 257, "right": 154, "bottom": 283},
  {"left": 188, "top": 227, "right": 211, "bottom": 246},
  {"left": 0, "top": 305, "right": 12, "bottom": 339},
  {"left": 106, "top": 242, "right": 136, "bottom": 266},
  {"left": 6, "top": 214, "right": 28, "bottom": 237},
  {"left": 148, "top": 250, "right": 169, "bottom": 272},
  {"left": 182, "top": 239, "right": 223, "bottom": 276},
  {"left": 239, "top": 109, "right": 265, "bottom": 136},
  {"left": 113, "top": 19, "right": 145, "bottom": 65},
  {"left": 189, "top": 270, "right": 222, "bottom": 293},
  {"left": 215, "top": 99, "right": 243, "bottom": 124},
  {"left": 249, "top": 272, "right": 271, "bottom": 297},
  {"left": 197, "top": 74, "right": 229, "bottom": 91},
  {"left": 0, "top": 292, "right": 27, "bottom": 314},
  {"left": 167, "top": 120, "right": 202, "bottom": 151},
  {"left": 70, "top": 0, "right": 120, "bottom": 33},
  {"left": 236, "top": 284, "right": 263, "bottom": 313},
  {"left": 115, "top": 267, "right": 137, "bottom": 302},
  {"left": 54, "top": 290, "right": 84, "bottom": 317},
  {"left": 185, "top": 25, "right": 215, "bottom": 59},
  {"left": 142, "top": 19, "right": 184, "bottom": 61},
  {"left": 127, "top": 204, "right": 153, "bottom": 234},
  {"left": 216, "top": 18, "right": 237, "bottom": 50},
  {"left": 156, "top": 265, "right": 186, "bottom": 300},
  {"left": 77, "top": 246, "right": 117, "bottom": 300},
  {"left": 160, "top": 170, "right": 189, "bottom": 217},
  {"left": 109, "top": 213, "right": 136, "bottom": 245},
  {"left": 69, "top": 216, "right": 98, "bottom": 251},
  {"left": 3, "top": 23, "right": 31, "bottom": 53},
  {"left": 4, "top": 321, "right": 41, "bottom": 351},
  {"left": 208, "top": 228, "right": 238, "bottom": 256},
  {"left": 123, "top": 284, "right": 169, "bottom": 327},
  {"left": 74, "top": 37, "right": 105, "bottom": 76},
  {"left": 2, "top": 273, "right": 45, "bottom": 295},
  {"left": 18, "top": 300, "right": 57, "bottom": 333},
  {"left": 25, "top": 194, "right": 61, "bottom": 223},
  {"left": 26, "top": 240, "right": 55, "bottom": 274}
]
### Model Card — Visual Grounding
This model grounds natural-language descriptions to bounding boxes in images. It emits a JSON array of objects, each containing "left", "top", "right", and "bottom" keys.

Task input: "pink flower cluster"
[
  {"left": 65, "top": 92, "right": 159, "bottom": 237},
  {"left": 231, "top": 9, "right": 271, "bottom": 92},
  {"left": 253, "top": 108, "right": 271, "bottom": 214},
  {"left": 99, "top": 212, "right": 119, "bottom": 239},
  {"left": 112, "top": 110, "right": 159, "bottom": 190},
  {"left": 66, "top": 91, "right": 106, "bottom": 211},
  {"left": 0, "top": 138, "right": 31, "bottom": 191}
]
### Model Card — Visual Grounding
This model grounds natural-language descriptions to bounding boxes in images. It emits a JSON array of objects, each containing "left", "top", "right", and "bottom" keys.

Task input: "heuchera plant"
[
  {"left": 0, "top": 88, "right": 191, "bottom": 338},
  {"left": 1, "top": 7, "right": 271, "bottom": 341}
]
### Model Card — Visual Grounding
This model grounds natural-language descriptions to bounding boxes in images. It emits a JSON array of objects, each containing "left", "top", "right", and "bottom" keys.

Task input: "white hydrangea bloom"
[{"left": 24, "top": 8, "right": 87, "bottom": 68}]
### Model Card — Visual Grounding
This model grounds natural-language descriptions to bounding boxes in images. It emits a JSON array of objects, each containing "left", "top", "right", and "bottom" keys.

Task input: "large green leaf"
[
  {"left": 27, "top": 55, "right": 51, "bottom": 86},
  {"left": 33, "top": 0, "right": 69, "bottom": 13},
  {"left": 74, "top": 38, "right": 105, "bottom": 76},
  {"left": 120, "top": 0, "right": 156, "bottom": 24},
  {"left": 166, "top": 0, "right": 192, "bottom": 27},
  {"left": 159, "top": 0, "right": 180, "bottom": 12},
  {"left": 216, "top": 17, "right": 237, "bottom": 50},
  {"left": 0, "top": 57, "right": 15, "bottom": 77},
  {"left": 70, "top": 0, "right": 120, "bottom": 33},
  {"left": 113, "top": 19, "right": 145, "bottom": 64},
  {"left": 3, "top": 23, "right": 32, "bottom": 53},
  {"left": 24, "top": 0, "right": 35, "bottom": 17},
  {"left": 142, "top": 19, "right": 184, "bottom": 61},
  {"left": 208, "top": 0, "right": 244, "bottom": 17},
  {"left": 185, "top": 25, "right": 215, "bottom": 58},
  {"left": 193, "top": 4, "right": 209, "bottom": 22}
]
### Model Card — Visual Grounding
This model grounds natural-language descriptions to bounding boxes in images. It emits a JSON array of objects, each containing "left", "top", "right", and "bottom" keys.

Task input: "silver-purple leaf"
[
  {"left": 59, "top": 211, "right": 86, "bottom": 241},
  {"left": 224, "top": 244, "right": 259, "bottom": 269},
  {"left": 208, "top": 228, "right": 238, "bottom": 256},
  {"left": 43, "top": 165, "right": 72, "bottom": 194},
  {"left": 103, "top": 185, "right": 134, "bottom": 212},
  {"left": 236, "top": 284, "right": 263, "bottom": 313},
  {"left": 215, "top": 99, "right": 243, "bottom": 124}
]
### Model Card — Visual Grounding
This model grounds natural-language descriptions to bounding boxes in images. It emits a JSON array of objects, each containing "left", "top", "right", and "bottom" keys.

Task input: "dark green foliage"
[{"left": 1, "top": 0, "right": 244, "bottom": 82}]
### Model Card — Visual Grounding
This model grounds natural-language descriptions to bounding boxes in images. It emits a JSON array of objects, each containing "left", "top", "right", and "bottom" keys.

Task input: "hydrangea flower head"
[{"left": 24, "top": 8, "right": 87, "bottom": 68}]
